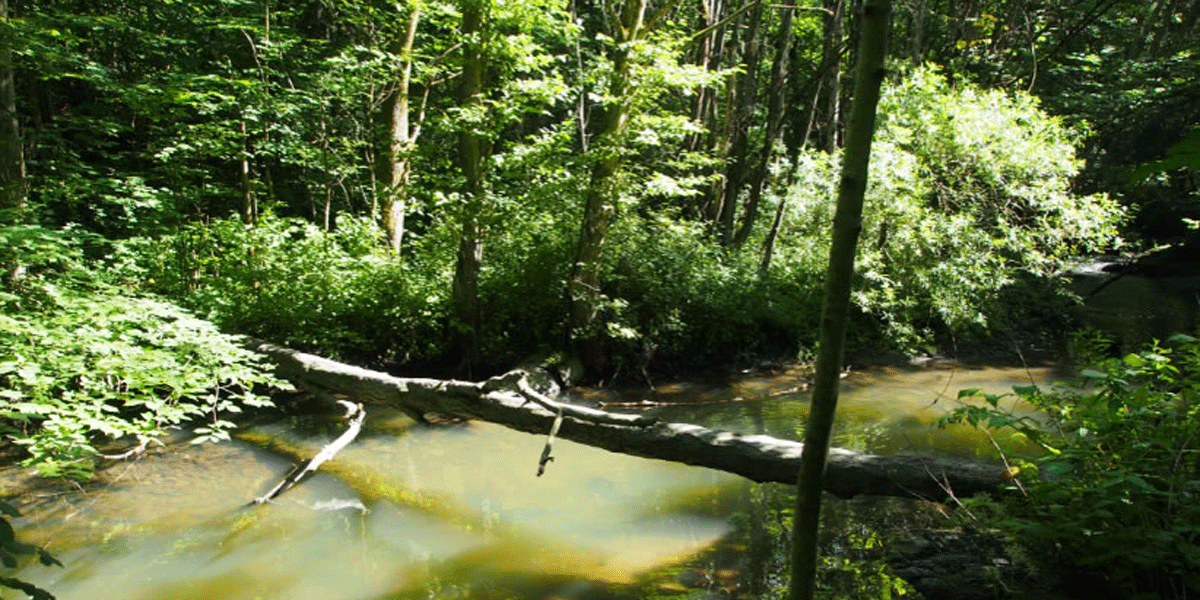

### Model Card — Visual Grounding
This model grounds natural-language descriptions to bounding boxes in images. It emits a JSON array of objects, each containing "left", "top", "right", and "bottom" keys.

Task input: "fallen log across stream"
[{"left": 254, "top": 342, "right": 1008, "bottom": 502}]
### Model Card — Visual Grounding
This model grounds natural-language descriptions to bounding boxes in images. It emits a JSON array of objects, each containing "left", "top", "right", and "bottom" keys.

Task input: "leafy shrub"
[
  {"left": 941, "top": 334, "right": 1200, "bottom": 599},
  {"left": 476, "top": 208, "right": 575, "bottom": 367},
  {"left": 130, "top": 215, "right": 452, "bottom": 365},
  {"left": 605, "top": 212, "right": 819, "bottom": 372},
  {"left": 1, "top": 223, "right": 285, "bottom": 480},
  {"left": 773, "top": 66, "right": 1124, "bottom": 351}
]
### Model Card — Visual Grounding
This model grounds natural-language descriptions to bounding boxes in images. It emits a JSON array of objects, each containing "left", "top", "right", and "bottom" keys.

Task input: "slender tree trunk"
[
  {"left": 382, "top": 6, "right": 422, "bottom": 255},
  {"left": 567, "top": 0, "right": 646, "bottom": 378},
  {"left": 789, "top": 2, "right": 890, "bottom": 599},
  {"left": 717, "top": 0, "right": 764, "bottom": 245},
  {"left": 240, "top": 118, "right": 255, "bottom": 225},
  {"left": 733, "top": 3, "right": 793, "bottom": 249},
  {"left": 695, "top": 0, "right": 729, "bottom": 222},
  {"left": 320, "top": 116, "right": 333, "bottom": 231},
  {"left": 686, "top": 0, "right": 718, "bottom": 154},
  {"left": 0, "top": 0, "right": 23, "bottom": 216},
  {"left": 452, "top": 0, "right": 488, "bottom": 374},
  {"left": 758, "top": 189, "right": 787, "bottom": 278},
  {"left": 908, "top": 0, "right": 926, "bottom": 64},
  {"left": 819, "top": 0, "right": 845, "bottom": 152}
]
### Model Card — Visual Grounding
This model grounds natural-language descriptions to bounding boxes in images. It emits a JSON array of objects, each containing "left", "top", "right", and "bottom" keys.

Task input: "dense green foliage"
[
  {"left": 4, "top": 0, "right": 1166, "bottom": 376},
  {"left": 1, "top": 222, "right": 286, "bottom": 480},
  {"left": 0, "top": 1, "right": 1195, "bottom": 597},
  {"left": 97, "top": 67, "right": 1120, "bottom": 375},
  {"left": 779, "top": 66, "right": 1122, "bottom": 347},
  {"left": 943, "top": 334, "right": 1200, "bottom": 599}
]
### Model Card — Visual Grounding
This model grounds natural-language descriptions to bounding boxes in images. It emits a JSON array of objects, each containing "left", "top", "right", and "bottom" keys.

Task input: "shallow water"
[{"left": 1, "top": 362, "right": 1064, "bottom": 600}]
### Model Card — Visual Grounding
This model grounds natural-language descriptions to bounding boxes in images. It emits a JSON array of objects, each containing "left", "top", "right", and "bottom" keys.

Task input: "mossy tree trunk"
[{"left": 381, "top": 5, "right": 422, "bottom": 255}]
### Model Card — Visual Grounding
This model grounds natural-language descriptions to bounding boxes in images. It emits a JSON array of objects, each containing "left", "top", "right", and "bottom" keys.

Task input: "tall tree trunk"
[
  {"left": 0, "top": 0, "right": 23, "bottom": 216},
  {"left": 819, "top": 0, "right": 845, "bottom": 152},
  {"left": 757, "top": 190, "right": 786, "bottom": 278},
  {"left": 695, "top": 0, "right": 730, "bottom": 222},
  {"left": 240, "top": 118, "right": 255, "bottom": 225},
  {"left": 789, "top": 1, "right": 890, "bottom": 599},
  {"left": 733, "top": 3, "right": 793, "bottom": 249},
  {"left": 907, "top": 0, "right": 926, "bottom": 64},
  {"left": 452, "top": 0, "right": 488, "bottom": 374},
  {"left": 567, "top": 0, "right": 647, "bottom": 378},
  {"left": 382, "top": 6, "right": 422, "bottom": 255},
  {"left": 686, "top": 0, "right": 720, "bottom": 154},
  {"left": 320, "top": 116, "right": 333, "bottom": 231},
  {"left": 716, "top": 0, "right": 764, "bottom": 246}
]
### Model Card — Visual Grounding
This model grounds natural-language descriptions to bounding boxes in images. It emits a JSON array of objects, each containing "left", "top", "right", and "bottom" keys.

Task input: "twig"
[
  {"left": 983, "top": 428, "right": 1027, "bottom": 496},
  {"left": 537, "top": 405, "right": 564, "bottom": 477},
  {"left": 488, "top": 373, "right": 657, "bottom": 426},
  {"left": 925, "top": 465, "right": 977, "bottom": 521},
  {"left": 97, "top": 437, "right": 161, "bottom": 461}
]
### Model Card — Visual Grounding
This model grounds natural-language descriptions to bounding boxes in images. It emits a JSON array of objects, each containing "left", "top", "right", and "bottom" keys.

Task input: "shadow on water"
[{"left": 0, "top": 362, "right": 1063, "bottom": 600}]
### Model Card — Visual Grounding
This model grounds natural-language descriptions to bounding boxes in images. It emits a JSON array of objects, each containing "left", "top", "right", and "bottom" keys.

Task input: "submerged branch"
[{"left": 253, "top": 400, "right": 366, "bottom": 505}]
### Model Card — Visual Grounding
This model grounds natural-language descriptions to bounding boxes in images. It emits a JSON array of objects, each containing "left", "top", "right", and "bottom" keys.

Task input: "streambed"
[{"left": 1, "top": 362, "right": 1065, "bottom": 600}]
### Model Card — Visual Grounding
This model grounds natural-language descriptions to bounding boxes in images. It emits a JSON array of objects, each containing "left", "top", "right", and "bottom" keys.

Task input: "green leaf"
[
  {"left": 1123, "top": 353, "right": 1146, "bottom": 368},
  {"left": 1013, "top": 384, "right": 1039, "bottom": 396},
  {"left": 957, "top": 388, "right": 981, "bottom": 399}
]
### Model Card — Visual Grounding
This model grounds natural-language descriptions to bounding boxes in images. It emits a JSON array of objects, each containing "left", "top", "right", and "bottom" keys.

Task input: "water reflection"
[{"left": 1, "top": 362, "right": 1058, "bottom": 600}]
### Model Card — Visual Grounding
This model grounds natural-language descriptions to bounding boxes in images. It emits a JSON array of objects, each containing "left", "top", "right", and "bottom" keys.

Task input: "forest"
[{"left": 1, "top": 0, "right": 1199, "bottom": 598}]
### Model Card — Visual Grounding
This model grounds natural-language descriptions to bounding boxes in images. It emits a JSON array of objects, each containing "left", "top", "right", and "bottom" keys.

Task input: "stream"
[{"left": 0, "top": 362, "right": 1067, "bottom": 600}]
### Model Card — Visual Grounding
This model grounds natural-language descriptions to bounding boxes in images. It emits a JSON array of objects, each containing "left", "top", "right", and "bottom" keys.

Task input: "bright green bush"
[
  {"left": 605, "top": 212, "right": 819, "bottom": 371},
  {"left": 1, "top": 224, "right": 285, "bottom": 480},
  {"left": 131, "top": 215, "right": 452, "bottom": 365},
  {"left": 941, "top": 334, "right": 1200, "bottom": 599},
  {"left": 773, "top": 66, "right": 1124, "bottom": 350}
]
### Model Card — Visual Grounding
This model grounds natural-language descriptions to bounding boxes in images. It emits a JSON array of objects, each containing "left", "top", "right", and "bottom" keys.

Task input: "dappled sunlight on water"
[
  {"left": 3, "top": 417, "right": 734, "bottom": 599},
  {"left": 634, "top": 363, "right": 1063, "bottom": 458},
  {"left": 1, "top": 362, "right": 1063, "bottom": 600}
]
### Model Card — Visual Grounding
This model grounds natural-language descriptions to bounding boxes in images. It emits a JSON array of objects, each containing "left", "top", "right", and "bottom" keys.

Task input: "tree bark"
[
  {"left": 758, "top": 190, "right": 787, "bottom": 278},
  {"left": 252, "top": 341, "right": 1007, "bottom": 502},
  {"left": 567, "top": 0, "right": 647, "bottom": 377},
  {"left": 819, "top": 0, "right": 845, "bottom": 152},
  {"left": 0, "top": 0, "right": 23, "bottom": 214},
  {"left": 790, "top": 1, "right": 890, "bottom": 599},
  {"left": 452, "top": 0, "right": 488, "bottom": 374},
  {"left": 715, "top": 0, "right": 764, "bottom": 246},
  {"left": 240, "top": 118, "right": 256, "bottom": 225},
  {"left": 733, "top": 3, "right": 793, "bottom": 249},
  {"left": 381, "top": 6, "right": 422, "bottom": 255}
]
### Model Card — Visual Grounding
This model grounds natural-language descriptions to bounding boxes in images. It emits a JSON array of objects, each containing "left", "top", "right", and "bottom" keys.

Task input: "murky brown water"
[{"left": 1, "top": 362, "right": 1064, "bottom": 600}]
